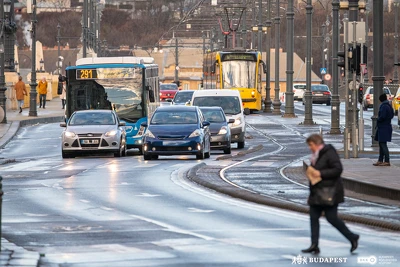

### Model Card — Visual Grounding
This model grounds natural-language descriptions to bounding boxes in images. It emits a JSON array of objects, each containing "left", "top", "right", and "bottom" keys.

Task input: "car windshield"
[
  {"left": 151, "top": 111, "right": 198, "bottom": 124},
  {"left": 201, "top": 110, "right": 225, "bottom": 123},
  {"left": 294, "top": 85, "right": 306, "bottom": 90},
  {"left": 311, "top": 85, "right": 330, "bottom": 92},
  {"left": 174, "top": 91, "right": 194, "bottom": 103},
  {"left": 69, "top": 112, "right": 116, "bottom": 126},
  {"left": 193, "top": 96, "right": 241, "bottom": 115},
  {"left": 161, "top": 84, "right": 178, "bottom": 90},
  {"left": 222, "top": 61, "right": 256, "bottom": 89}
]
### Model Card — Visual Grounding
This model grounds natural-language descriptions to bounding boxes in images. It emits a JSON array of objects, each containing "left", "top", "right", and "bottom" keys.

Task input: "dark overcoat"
[{"left": 375, "top": 100, "right": 394, "bottom": 143}]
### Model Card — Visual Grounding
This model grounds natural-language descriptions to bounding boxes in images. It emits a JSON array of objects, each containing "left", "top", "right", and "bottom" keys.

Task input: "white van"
[{"left": 191, "top": 90, "right": 246, "bottom": 149}]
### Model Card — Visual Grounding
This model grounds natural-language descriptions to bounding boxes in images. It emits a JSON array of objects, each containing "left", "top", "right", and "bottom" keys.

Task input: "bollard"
[{"left": 0, "top": 175, "right": 2, "bottom": 252}]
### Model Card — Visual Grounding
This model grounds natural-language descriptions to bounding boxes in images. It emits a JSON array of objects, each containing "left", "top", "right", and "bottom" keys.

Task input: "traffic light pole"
[
  {"left": 359, "top": 42, "right": 365, "bottom": 152},
  {"left": 344, "top": 17, "right": 350, "bottom": 159},
  {"left": 330, "top": 0, "right": 341, "bottom": 134},
  {"left": 351, "top": 22, "right": 359, "bottom": 158}
]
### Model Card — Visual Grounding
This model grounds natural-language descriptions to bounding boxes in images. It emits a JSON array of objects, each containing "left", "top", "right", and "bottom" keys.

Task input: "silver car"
[{"left": 60, "top": 110, "right": 127, "bottom": 158}]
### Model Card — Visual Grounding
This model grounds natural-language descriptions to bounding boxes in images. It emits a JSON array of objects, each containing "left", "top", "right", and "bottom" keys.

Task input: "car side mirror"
[
  {"left": 228, "top": 119, "right": 235, "bottom": 124},
  {"left": 185, "top": 100, "right": 191, "bottom": 106},
  {"left": 60, "top": 122, "right": 67, "bottom": 127},
  {"left": 202, "top": 121, "right": 210, "bottom": 127},
  {"left": 141, "top": 122, "right": 148, "bottom": 128},
  {"left": 118, "top": 122, "right": 126, "bottom": 127}
]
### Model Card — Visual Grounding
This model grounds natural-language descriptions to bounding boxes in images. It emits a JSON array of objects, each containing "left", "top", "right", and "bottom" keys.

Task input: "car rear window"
[
  {"left": 151, "top": 111, "right": 198, "bottom": 124},
  {"left": 369, "top": 88, "right": 391, "bottom": 95},
  {"left": 294, "top": 85, "right": 306, "bottom": 89},
  {"left": 174, "top": 91, "right": 194, "bottom": 103},
  {"left": 193, "top": 96, "right": 241, "bottom": 115},
  {"left": 311, "top": 85, "right": 329, "bottom": 92},
  {"left": 201, "top": 110, "right": 225, "bottom": 123},
  {"left": 160, "top": 84, "right": 178, "bottom": 90}
]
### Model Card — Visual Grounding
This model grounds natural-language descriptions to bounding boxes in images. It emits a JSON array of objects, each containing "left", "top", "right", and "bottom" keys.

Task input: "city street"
[{"left": 1, "top": 103, "right": 400, "bottom": 266}]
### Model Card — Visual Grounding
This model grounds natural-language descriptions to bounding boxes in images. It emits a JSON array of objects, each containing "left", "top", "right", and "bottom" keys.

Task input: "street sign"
[
  {"left": 324, "top": 74, "right": 332, "bottom": 81},
  {"left": 320, "top": 68, "right": 327, "bottom": 75},
  {"left": 346, "top": 21, "right": 366, "bottom": 44}
]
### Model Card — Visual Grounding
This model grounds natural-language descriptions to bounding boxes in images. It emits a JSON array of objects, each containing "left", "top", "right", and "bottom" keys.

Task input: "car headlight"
[
  {"left": 105, "top": 130, "right": 118, "bottom": 137},
  {"left": 218, "top": 126, "right": 228, "bottom": 135},
  {"left": 65, "top": 131, "right": 76, "bottom": 138},
  {"left": 189, "top": 129, "right": 201, "bottom": 138},
  {"left": 144, "top": 130, "right": 155, "bottom": 138},
  {"left": 233, "top": 118, "right": 242, "bottom": 126}
]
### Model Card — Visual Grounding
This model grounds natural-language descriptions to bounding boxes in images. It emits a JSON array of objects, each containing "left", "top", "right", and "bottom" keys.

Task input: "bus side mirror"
[
  {"left": 149, "top": 90, "right": 155, "bottom": 103},
  {"left": 262, "top": 62, "right": 267, "bottom": 74}
]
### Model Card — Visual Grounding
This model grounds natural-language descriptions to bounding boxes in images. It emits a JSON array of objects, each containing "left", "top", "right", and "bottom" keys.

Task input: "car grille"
[
  {"left": 158, "top": 136, "right": 186, "bottom": 140},
  {"left": 101, "top": 139, "right": 109, "bottom": 147},
  {"left": 71, "top": 140, "right": 79, "bottom": 147},
  {"left": 78, "top": 133, "right": 102, "bottom": 137},
  {"left": 156, "top": 146, "right": 191, "bottom": 152}
]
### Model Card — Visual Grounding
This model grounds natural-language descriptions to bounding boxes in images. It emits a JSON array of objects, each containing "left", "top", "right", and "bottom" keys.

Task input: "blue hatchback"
[{"left": 142, "top": 106, "right": 211, "bottom": 160}]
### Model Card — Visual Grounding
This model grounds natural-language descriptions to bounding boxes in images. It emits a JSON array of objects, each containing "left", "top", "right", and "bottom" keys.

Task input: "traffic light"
[
  {"left": 337, "top": 50, "right": 346, "bottom": 69},
  {"left": 348, "top": 46, "right": 360, "bottom": 74},
  {"left": 358, "top": 84, "right": 364, "bottom": 104}
]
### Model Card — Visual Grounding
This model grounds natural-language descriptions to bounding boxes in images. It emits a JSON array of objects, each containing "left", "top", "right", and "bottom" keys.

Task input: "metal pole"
[
  {"left": 344, "top": 16, "right": 350, "bottom": 159},
  {"left": 29, "top": 0, "right": 37, "bottom": 117},
  {"left": 175, "top": 37, "right": 179, "bottom": 84},
  {"left": 359, "top": 39, "right": 365, "bottom": 152},
  {"left": 322, "top": 24, "right": 326, "bottom": 79},
  {"left": 348, "top": 0, "right": 359, "bottom": 21},
  {"left": 330, "top": 0, "right": 341, "bottom": 134},
  {"left": 83, "top": 0, "right": 87, "bottom": 57},
  {"left": 352, "top": 22, "right": 359, "bottom": 158},
  {"left": 0, "top": 176, "right": 3, "bottom": 251},
  {"left": 284, "top": 0, "right": 295, "bottom": 117},
  {"left": 242, "top": 10, "right": 247, "bottom": 48},
  {"left": 303, "top": 0, "right": 314, "bottom": 124},
  {"left": 272, "top": 0, "right": 281, "bottom": 115},
  {"left": 371, "top": 0, "right": 384, "bottom": 146},
  {"left": 0, "top": 0, "right": 7, "bottom": 123},
  {"left": 57, "top": 23, "right": 61, "bottom": 75},
  {"left": 210, "top": 27, "right": 215, "bottom": 51},
  {"left": 394, "top": 0, "right": 399, "bottom": 84},
  {"left": 251, "top": 0, "right": 256, "bottom": 48},
  {"left": 258, "top": 0, "right": 262, "bottom": 51},
  {"left": 364, "top": 0, "right": 369, "bottom": 83},
  {"left": 4, "top": 0, "right": 15, "bottom": 72},
  {"left": 264, "top": 0, "right": 272, "bottom": 113}
]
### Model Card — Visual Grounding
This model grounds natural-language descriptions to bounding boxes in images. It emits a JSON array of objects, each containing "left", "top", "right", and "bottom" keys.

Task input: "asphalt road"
[{"left": 1, "top": 113, "right": 400, "bottom": 266}]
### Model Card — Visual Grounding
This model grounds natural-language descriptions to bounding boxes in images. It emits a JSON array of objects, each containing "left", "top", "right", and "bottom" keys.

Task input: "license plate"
[
  {"left": 167, "top": 94, "right": 170, "bottom": 96},
  {"left": 81, "top": 139, "right": 99, "bottom": 144},
  {"left": 315, "top": 94, "right": 323, "bottom": 96}
]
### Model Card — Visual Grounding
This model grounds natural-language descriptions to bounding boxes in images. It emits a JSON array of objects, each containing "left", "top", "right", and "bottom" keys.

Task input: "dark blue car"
[{"left": 142, "top": 106, "right": 211, "bottom": 160}]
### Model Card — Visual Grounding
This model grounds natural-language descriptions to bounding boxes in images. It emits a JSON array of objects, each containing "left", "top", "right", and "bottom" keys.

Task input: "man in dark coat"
[
  {"left": 374, "top": 93, "right": 394, "bottom": 166},
  {"left": 302, "top": 134, "right": 359, "bottom": 254}
]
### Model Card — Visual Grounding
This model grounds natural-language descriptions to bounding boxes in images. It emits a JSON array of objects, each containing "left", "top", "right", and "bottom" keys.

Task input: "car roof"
[
  {"left": 176, "top": 90, "right": 195, "bottom": 93},
  {"left": 73, "top": 109, "right": 113, "bottom": 114},
  {"left": 156, "top": 105, "right": 198, "bottom": 112},
  {"left": 192, "top": 89, "right": 241, "bottom": 97},
  {"left": 199, "top": 106, "right": 224, "bottom": 111}
]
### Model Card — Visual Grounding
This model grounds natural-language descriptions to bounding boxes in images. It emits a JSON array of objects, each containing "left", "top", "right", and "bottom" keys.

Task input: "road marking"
[
  {"left": 23, "top": 213, "right": 48, "bottom": 217},
  {"left": 79, "top": 199, "right": 90, "bottom": 203},
  {"left": 100, "top": 206, "right": 114, "bottom": 211},
  {"left": 133, "top": 163, "right": 160, "bottom": 168},
  {"left": 135, "top": 193, "right": 160, "bottom": 197},
  {"left": 187, "top": 207, "right": 215, "bottom": 213}
]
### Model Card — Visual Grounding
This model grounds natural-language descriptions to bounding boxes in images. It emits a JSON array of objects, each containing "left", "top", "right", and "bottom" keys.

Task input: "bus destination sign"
[
  {"left": 222, "top": 53, "right": 256, "bottom": 61},
  {"left": 76, "top": 68, "right": 138, "bottom": 80}
]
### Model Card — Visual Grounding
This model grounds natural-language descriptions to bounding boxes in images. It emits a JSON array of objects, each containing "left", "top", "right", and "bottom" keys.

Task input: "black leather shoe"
[
  {"left": 351, "top": 235, "right": 360, "bottom": 253},
  {"left": 301, "top": 244, "right": 320, "bottom": 254}
]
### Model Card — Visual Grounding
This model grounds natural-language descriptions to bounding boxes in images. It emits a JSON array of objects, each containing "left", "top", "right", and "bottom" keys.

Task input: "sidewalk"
[{"left": 1, "top": 98, "right": 64, "bottom": 266}]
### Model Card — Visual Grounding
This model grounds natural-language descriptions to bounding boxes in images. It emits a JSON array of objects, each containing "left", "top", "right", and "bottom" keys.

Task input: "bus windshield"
[
  {"left": 68, "top": 68, "right": 144, "bottom": 121},
  {"left": 222, "top": 61, "right": 256, "bottom": 89}
]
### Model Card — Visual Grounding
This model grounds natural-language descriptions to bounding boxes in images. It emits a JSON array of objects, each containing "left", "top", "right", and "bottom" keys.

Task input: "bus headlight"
[
  {"left": 233, "top": 118, "right": 242, "bottom": 127},
  {"left": 137, "top": 125, "right": 146, "bottom": 136},
  {"left": 218, "top": 126, "right": 228, "bottom": 135},
  {"left": 65, "top": 131, "right": 76, "bottom": 138},
  {"left": 105, "top": 130, "right": 117, "bottom": 137},
  {"left": 251, "top": 91, "right": 255, "bottom": 97}
]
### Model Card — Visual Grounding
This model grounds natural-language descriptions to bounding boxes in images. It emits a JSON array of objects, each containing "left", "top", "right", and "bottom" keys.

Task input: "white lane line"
[
  {"left": 79, "top": 199, "right": 90, "bottom": 203},
  {"left": 135, "top": 193, "right": 160, "bottom": 197},
  {"left": 23, "top": 213, "right": 48, "bottom": 217},
  {"left": 100, "top": 206, "right": 114, "bottom": 211},
  {"left": 187, "top": 207, "right": 215, "bottom": 213},
  {"left": 130, "top": 214, "right": 214, "bottom": 241}
]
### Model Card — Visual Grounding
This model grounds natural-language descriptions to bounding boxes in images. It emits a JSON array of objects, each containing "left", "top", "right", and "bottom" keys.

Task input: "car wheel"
[
  {"left": 223, "top": 146, "right": 231, "bottom": 154},
  {"left": 151, "top": 155, "right": 159, "bottom": 160},
  {"left": 196, "top": 150, "right": 205, "bottom": 160},
  {"left": 244, "top": 108, "right": 250, "bottom": 115},
  {"left": 122, "top": 139, "right": 127, "bottom": 157},
  {"left": 302, "top": 101, "right": 305, "bottom": 105},
  {"left": 62, "top": 150, "right": 73, "bottom": 159},
  {"left": 326, "top": 100, "right": 331, "bottom": 106},
  {"left": 237, "top": 141, "right": 245, "bottom": 149},
  {"left": 205, "top": 151, "right": 210, "bottom": 158},
  {"left": 143, "top": 153, "right": 152, "bottom": 160},
  {"left": 114, "top": 142, "right": 123, "bottom": 158}
]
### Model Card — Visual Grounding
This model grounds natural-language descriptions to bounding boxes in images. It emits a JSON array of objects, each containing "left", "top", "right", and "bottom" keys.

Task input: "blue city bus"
[{"left": 65, "top": 57, "right": 160, "bottom": 153}]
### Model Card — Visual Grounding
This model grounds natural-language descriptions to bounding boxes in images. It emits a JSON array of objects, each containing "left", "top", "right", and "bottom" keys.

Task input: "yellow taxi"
[{"left": 392, "top": 87, "right": 400, "bottom": 115}]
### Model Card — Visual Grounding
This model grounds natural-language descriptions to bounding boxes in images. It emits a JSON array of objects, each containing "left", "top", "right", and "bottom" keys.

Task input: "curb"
[
  {"left": 216, "top": 144, "right": 264, "bottom": 161},
  {"left": 1, "top": 238, "right": 40, "bottom": 267},
  {"left": 187, "top": 163, "right": 400, "bottom": 232},
  {"left": 0, "top": 116, "right": 64, "bottom": 150},
  {"left": 302, "top": 161, "right": 400, "bottom": 202}
]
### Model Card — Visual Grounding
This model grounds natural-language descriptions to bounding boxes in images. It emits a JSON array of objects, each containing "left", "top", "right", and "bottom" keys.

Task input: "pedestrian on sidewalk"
[
  {"left": 61, "top": 81, "right": 66, "bottom": 109},
  {"left": 302, "top": 134, "right": 359, "bottom": 255},
  {"left": 14, "top": 76, "right": 27, "bottom": 113},
  {"left": 374, "top": 93, "right": 394, "bottom": 167},
  {"left": 38, "top": 77, "right": 48, "bottom": 109}
]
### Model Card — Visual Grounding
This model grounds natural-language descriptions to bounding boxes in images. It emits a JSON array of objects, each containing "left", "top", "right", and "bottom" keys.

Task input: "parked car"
[
  {"left": 293, "top": 84, "right": 306, "bottom": 100},
  {"left": 172, "top": 90, "right": 195, "bottom": 105},
  {"left": 391, "top": 87, "right": 400, "bottom": 115},
  {"left": 363, "top": 86, "right": 393, "bottom": 108},
  {"left": 199, "top": 107, "right": 234, "bottom": 154},
  {"left": 60, "top": 110, "right": 126, "bottom": 158},
  {"left": 142, "top": 106, "right": 211, "bottom": 160},
  {"left": 302, "top": 84, "right": 331, "bottom": 106},
  {"left": 191, "top": 89, "right": 246, "bottom": 149},
  {"left": 160, "top": 83, "right": 179, "bottom": 102}
]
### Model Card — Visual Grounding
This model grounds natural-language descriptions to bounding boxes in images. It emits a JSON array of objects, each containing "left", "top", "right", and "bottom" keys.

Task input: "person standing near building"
[
  {"left": 373, "top": 93, "right": 394, "bottom": 166},
  {"left": 14, "top": 76, "right": 27, "bottom": 113},
  {"left": 302, "top": 134, "right": 359, "bottom": 254},
  {"left": 38, "top": 77, "right": 48, "bottom": 109},
  {"left": 60, "top": 81, "right": 66, "bottom": 109}
]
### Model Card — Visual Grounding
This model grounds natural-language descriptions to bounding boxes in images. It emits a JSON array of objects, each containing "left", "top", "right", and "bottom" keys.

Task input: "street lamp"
[
  {"left": 303, "top": 0, "right": 314, "bottom": 125},
  {"left": 264, "top": 0, "right": 272, "bottom": 113},
  {"left": 284, "top": 0, "right": 296, "bottom": 117},
  {"left": 28, "top": 0, "right": 38, "bottom": 117},
  {"left": 0, "top": 0, "right": 7, "bottom": 123},
  {"left": 272, "top": 0, "right": 282, "bottom": 115},
  {"left": 393, "top": 0, "right": 399, "bottom": 84}
]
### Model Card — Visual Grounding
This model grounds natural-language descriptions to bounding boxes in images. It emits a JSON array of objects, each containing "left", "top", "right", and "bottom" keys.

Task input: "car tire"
[
  {"left": 326, "top": 100, "right": 331, "bottom": 106},
  {"left": 302, "top": 101, "right": 305, "bottom": 105},
  {"left": 205, "top": 151, "right": 210, "bottom": 158},
  {"left": 62, "top": 150, "right": 74, "bottom": 159},
  {"left": 143, "top": 153, "right": 152, "bottom": 160},
  {"left": 151, "top": 155, "right": 159, "bottom": 160},
  {"left": 196, "top": 150, "right": 205, "bottom": 160},
  {"left": 223, "top": 146, "right": 231, "bottom": 154},
  {"left": 237, "top": 141, "right": 245, "bottom": 149},
  {"left": 244, "top": 108, "right": 250, "bottom": 115},
  {"left": 122, "top": 139, "right": 127, "bottom": 157}
]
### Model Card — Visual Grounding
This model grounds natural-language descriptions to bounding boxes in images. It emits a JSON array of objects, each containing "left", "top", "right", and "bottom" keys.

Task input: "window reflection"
[{"left": 222, "top": 61, "right": 256, "bottom": 89}]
